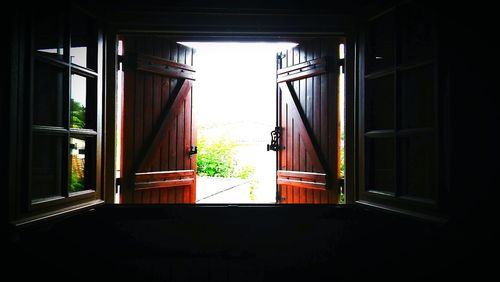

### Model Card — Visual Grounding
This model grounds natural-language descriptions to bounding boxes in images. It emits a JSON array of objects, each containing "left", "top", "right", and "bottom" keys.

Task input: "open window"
[{"left": 116, "top": 35, "right": 345, "bottom": 204}]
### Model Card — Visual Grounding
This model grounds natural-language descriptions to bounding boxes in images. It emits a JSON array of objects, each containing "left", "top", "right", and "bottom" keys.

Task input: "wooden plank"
[
  {"left": 150, "top": 189, "right": 159, "bottom": 204},
  {"left": 277, "top": 170, "right": 326, "bottom": 182},
  {"left": 135, "top": 170, "right": 195, "bottom": 181},
  {"left": 184, "top": 88, "right": 192, "bottom": 203},
  {"left": 138, "top": 53, "right": 196, "bottom": 72},
  {"left": 136, "top": 65, "right": 195, "bottom": 80},
  {"left": 151, "top": 72, "right": 161, "bottom": 171},
  {"left": 160, "top": 189, "right": 168, "bottom": 203},
  {"left": 133, "top": 190, "right": 142, "bottom": 204},
  {"left": 306, "top": 42, "right": 314, "bottom": 171},
  {"left": 277, "top": 67, "right": 327, "bottom": 83},
  {"left": 135, "top": 178, "right": 195, "bottom": 191},
  {"left": 143, "top": 38, "right": 153, "bottom": 172},
  {"left": 276, "top": 179, "right": 326, "bottom": 191},
  {"left": 313, "top": 190, "right": 321, "bottom": 204},
  {"left": 277, "top": 57, "right": 327, "bottom": 75},
  {"left": 133, "top": 60, "right": 144, "bottom": 171},
  {"left": 142, "top": 190, "right": 151, "bottom": 203}
]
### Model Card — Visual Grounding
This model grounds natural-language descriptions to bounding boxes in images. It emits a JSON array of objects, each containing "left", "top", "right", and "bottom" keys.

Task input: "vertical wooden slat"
[
  {"left": 143, "top": 38, "right": 153, "bottom": 173},
  {"left": 167, "top": 129, "right": 176, "bottom": 203},
  {"left": 133, "top": 189, "right": 142, "bottom": 204},
  {"left": 292, "top": 117, "right": 300, "bottom": 202},
  {"left": 151, "top": 39, "right": 162, "bottom": 172},
  {"left": 184, "top": 88, "right": 192, "bottom": 203},
  {"left": 142, "top": 190, "right": 151, "bottom": 204},
  {"left": 298, "top": 137, "right": 306, "bottom": 203},
  {"left": 134, "top": 39, "right": 144, "bottom": 171},
  {"left": 160, "top": 188, "right": 168, "bottom": 203},
  {"left": 168, "top": 40, "right": 179, "bottom": 203},
  {"left": 160, "top": 40, "right": 171, "bottom": 173}
]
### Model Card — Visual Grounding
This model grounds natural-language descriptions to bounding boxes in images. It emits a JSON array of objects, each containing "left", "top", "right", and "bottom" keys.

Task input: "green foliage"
[
  {"left": 71, "top": 99, "right": 86, "bottom": 129},
  {"left": 196, "top": 135, "right": 237, "bottom": 178},
  {"left": 339, "top": 146, "right": 345, "bottom": 178},
  {"left": 236, "top": 165, "right": 255, "bottom": 180},
  {"left": 196, "top": 134, "right": 257, "bottom": 180},
  {"left": 69, "top": 170, "right": 84, "bottom": 192}
]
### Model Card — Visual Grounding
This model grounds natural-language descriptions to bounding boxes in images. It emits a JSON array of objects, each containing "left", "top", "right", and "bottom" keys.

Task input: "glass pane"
[
  {"left": 366, "top": 137, "right": 395, "bottom": 193},
  {"left": 400, "top": 135, "right": 436, "bottom": 201},
  {"left": 400, "top": 65, "right": 435, "bottom": 128},
  {"left": 365, "top": 75, "right": 394, "bottom": 131},
  {"left": 71, "top": 74, "right": 96, "bottom": 129},
  {"left": 365, "top": 11, "right": 395, "bottom": 73},
  {"left": 70, "top": 137, "right": 96, "bottom": 193},
  {"left": 71, "top": 74, "right": 87, "bottom": 128},
  {"left": 32, "top": 134, "right": 65, "bottom": 200},
  {"left": 399, "top": 2, "right": 436, "bottom": 64},
  {"left": 34, "top": 9, "right": 64, "bottom": 59},
  {"left": 71, "top": 7, "right": 97, "bottom": 69},
  {"left": 33, "top": 61, "right": 64, "bottom": 127}
]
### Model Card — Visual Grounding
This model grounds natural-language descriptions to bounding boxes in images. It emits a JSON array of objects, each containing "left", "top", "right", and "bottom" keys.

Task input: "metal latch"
[
  {"left": 267, "top": 127, "right": 281, "bottom": 151},
  {"left": 189, "top": 145, "right": 197, "bottom": 159}
]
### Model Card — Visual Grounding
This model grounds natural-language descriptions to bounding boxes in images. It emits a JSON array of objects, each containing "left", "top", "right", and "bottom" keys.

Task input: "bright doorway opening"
[{"left": 180, "top": 42, "right": 297, "bottom": 203}]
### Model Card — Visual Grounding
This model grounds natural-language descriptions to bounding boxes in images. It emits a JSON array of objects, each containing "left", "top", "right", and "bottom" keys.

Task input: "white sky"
[{"left": 179, "top": 42, "right": 297, "bottom": 130}]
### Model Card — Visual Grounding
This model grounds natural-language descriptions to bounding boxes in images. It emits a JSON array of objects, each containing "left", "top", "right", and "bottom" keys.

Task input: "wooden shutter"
[
  {"left": 276, "top": 38, "right": 343, "bottom": 204},
  {"left": 120, "top": 36, "right": 196, "bottom": 204}
]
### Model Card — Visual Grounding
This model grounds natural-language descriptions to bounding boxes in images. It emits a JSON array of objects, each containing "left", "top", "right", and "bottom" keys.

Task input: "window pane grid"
[
  {"left": 29, "top": 4, "right": 99, "bottom": 207},
  {"left": 363, "top": 2, "right": 438, "bottom": 205}
]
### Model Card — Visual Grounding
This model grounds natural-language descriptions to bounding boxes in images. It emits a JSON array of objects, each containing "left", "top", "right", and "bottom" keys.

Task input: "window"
[
  {"left": 358, "top": 1, "right": 444, "bottom": 218},
  {"left": 28, "top": 4, "right": 102, "bottom": 210}
]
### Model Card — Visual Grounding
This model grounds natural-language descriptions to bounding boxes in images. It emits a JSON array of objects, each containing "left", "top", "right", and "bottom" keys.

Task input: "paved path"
[{"left": 196, "top": 176, "right": 275, "bottom": 204}]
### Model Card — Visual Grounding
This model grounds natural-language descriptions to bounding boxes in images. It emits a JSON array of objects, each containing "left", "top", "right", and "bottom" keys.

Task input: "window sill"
[
  {"left": 11, "top": 199, "right": 104, "bottom": 228},
  {"left": 355, "top": 200, "right": 448, "bottom": 224}
]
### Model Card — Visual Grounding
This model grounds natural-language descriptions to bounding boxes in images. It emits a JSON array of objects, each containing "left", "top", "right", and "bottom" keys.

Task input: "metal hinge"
[
  {"left": 338, "top": 58, "right": 345, "bottom": 73},
  {"left": 277, "top": 52, "right": 286, "bottom": 62}
]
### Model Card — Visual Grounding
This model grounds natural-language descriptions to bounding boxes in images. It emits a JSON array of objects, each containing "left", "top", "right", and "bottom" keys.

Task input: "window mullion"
[
  {"left": 393, "top": 6, "right": 401, "bottom": 199},
  {"left": 63, "top": 8, "right": 71, "bottom": 198}
]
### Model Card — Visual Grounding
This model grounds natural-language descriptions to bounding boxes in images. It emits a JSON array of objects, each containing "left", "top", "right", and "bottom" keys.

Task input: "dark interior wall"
[
  {"left": 8, "top": 205, "right": 459, "bottom": 282},
  {"left": 437, "top": 2, "right": 498, "bottom": 227}
]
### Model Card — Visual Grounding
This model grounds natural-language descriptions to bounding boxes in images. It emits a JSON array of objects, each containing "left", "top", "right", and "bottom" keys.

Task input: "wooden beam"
[
  {"left": 136, "top": 64, "right": 195, "bottom": 80},
  {"left": 277, "top": 178, "right": 326, "bottom": 191},
  {"left": 276, "top": 57, "right": 329, "bottom": 83},
  {"left": 279, "top": 81, "right": 332, "bottom": 187},
  {"left": 135, "top": 178, "right": 195, "bottom": 191},
  {"left": 277, "top": 67, "right": 327, "bottom": 83},
  {"left": 137, "top": 54, "right": 196, "bottom": 72},
  {"left": 135, "top": 170, "right": 195, "bottom": 182},
  {"left": 134, "top": 170, "right": 195, "bottom": 191},
  {"left": 122, "top": 53, "right": 196, "bottom": 80},
  {"left": 129, "top": 79, "right": 192, "bottom": 179},
  {"left": 277, "top": 57, "right": 326, "bottom": 75},
  {"left": 277, "top": 170, "right": 326, "bottom": 183}
]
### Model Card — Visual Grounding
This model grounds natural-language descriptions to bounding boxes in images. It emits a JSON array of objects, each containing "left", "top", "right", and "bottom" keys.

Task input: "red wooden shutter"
[
  {"left": 276, "top": 38, "right": 343, "bottom": 204},
  {"left": 120, "top": 36, "right": 196, "bottom": 204}
]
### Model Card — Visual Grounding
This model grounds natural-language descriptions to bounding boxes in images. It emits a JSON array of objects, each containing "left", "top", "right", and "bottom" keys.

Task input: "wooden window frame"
[
  {"left": 356, "top": 3, "right": 448, "bottom": 222},
  {"left": 14, "top": 3, "right": 104, "bottom": 223}
]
